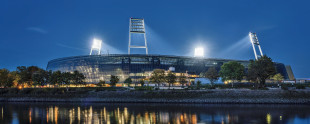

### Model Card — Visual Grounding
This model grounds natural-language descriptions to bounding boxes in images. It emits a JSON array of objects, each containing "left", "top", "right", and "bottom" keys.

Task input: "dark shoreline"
[
  {"left": 1, "top": 99, "right": 309, "bottom": 104},
  {"left": 1, "top": 89, "right": 309, "bottom": 104}
]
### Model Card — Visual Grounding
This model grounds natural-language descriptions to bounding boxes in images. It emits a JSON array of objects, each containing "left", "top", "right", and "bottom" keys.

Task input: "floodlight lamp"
[
  {"left": 92, "top": 38, "right": 102, "bottom": 49},
  {"left": 194, "top": 47, "right": 204, "bottom": 57}
]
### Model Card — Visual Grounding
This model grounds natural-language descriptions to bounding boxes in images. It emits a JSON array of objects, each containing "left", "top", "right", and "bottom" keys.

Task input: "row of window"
[{"left": 47, "top": 55, "right": 286, "bottom": 83}]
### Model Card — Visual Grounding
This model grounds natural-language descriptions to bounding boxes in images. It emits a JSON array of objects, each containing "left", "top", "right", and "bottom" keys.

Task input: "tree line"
[
  {"left": 147, "top": 55, "right": 283, "bottom": 88},
  {"left": 206, "top": 55, "right": 284, "bottom": 88},
  {"left": 0, "top": 55, "right": 283, "bottom": 88},
  {"left": 0, "top": 66, "right": 85, "bottom": 88},
  {"left": 104, "top": 70, "right": 188, "bottom": 89}
]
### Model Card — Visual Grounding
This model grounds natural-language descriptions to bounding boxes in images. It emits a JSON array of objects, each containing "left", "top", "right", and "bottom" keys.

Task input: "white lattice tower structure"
[
  {"left": 128, "top": 18, "right": 148, "bottom": 55},
  {"left": 249, "top": 32, "right": 263, "bottom": 60}
]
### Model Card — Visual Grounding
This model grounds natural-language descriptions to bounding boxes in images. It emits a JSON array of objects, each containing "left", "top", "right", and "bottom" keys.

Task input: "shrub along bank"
[{"left": 0, "top": 87, "right": 309, "bottom": 104}]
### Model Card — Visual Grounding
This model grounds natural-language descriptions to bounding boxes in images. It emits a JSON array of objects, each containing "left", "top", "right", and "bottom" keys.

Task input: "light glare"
[
  {"left": 194, "top": 47, "right": 204, "bottom": 57},
  {"left": 92, "top": 38, "right": 102, "bottom": 49}
]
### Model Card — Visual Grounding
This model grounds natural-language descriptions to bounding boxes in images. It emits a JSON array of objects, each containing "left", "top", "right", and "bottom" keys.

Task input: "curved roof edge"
[{"left": 48, "top": 54, "right": 250, "bottom": 63}]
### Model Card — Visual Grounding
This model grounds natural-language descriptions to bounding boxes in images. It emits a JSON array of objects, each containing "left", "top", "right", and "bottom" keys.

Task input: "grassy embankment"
[{"left": 0, "top": 83, "right": 309, "bottom": 104}]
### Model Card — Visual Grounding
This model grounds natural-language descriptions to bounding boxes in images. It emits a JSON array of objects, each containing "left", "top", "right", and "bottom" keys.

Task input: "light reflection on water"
[{"left": 0, "top": 103, "right": 309, "bottom": 124}]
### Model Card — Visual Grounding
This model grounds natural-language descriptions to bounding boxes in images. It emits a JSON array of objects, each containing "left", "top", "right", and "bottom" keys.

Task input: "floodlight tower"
[
  {"left": 90, "top": 38, "right": 102, "bottom": 55},
  {"left": 128, "top": 18, "right": 148, "bottom": 55},
  {"left": 249, "top": 32, "right": 263, "bottom": 60}
]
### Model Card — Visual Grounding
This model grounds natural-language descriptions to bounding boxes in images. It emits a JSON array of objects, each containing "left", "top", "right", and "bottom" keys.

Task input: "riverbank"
[{"left": 0, "top": 88, "right": 309, "bottom": 104}]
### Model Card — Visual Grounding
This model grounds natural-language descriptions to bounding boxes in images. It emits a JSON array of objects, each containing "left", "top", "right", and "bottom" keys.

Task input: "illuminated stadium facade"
[
  {"left": 46, "top": 54, "right": 289, "bottom": 83},
  {"left": 46, "top": 18, "right": 292, "bottom": 83}
]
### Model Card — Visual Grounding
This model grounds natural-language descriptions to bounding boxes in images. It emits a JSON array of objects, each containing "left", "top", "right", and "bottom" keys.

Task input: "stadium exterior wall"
[{"left": 46, "top": 54, "right": 289, "bottom": 83}]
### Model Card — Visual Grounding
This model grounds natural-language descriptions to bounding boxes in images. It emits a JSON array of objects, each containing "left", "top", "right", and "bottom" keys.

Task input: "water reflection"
[{"left": 0, "top": 103, "right": 309, "bottom": 124}]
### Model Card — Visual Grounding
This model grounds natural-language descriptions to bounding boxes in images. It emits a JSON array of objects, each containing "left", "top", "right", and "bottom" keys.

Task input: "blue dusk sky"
[{"left": 0, "top": 0, "right": 309, "bottom": 78}]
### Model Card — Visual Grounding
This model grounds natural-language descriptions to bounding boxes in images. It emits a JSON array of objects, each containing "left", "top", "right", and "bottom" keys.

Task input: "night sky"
[{"left": 0, "top": 1, "right": 309, "bottom": 78}]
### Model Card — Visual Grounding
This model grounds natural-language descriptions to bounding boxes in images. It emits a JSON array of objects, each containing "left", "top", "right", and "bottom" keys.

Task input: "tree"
[
  {"left": 16, "top": 66, "right": 42, "bottom": 87},
  {"left": 139, "top": 79, "right": 145, "bottom": 87},
  {"left": 50, "top": 71, "right": 62, "bottom": 86},
  {"left": 16, "top": 66, "right": 28, "bottom": 86},
  {"left": 247, "top": 55, "right": 276, "bottom": 87},
  {"left": 97, "top": 80, "right": 106, "bottom": 87},
  {"left": 165, "top": 71, "right": 176, "bottom": 89},
  {"left": 110, "top": 75, "right": 119, "bottom": 87},
  {"left": 45, "top": 70, "right": 52, "bottom": 86},
  {"left": 124, "top": 77, "right": 132, "bottom": 87},
  {"left": 72, "top": 70, "right": 85, "bottom": 86},
  {"left": 32, "top": 69, "right": 49, "bottom": 86},
  {"left": 246, "top": 62, "right": 258, "bottom": 85},
  {"left": 196, "top": 80, "right": 202, "bottom": 89},
  {"left": 0, "top": 69, "right": 14, "bottom": 88},
  {"left": 219, "top": 61, "right": 245, "bottom": 87},
  {"left": 9, "top": 71, "right": 20, "bottom": 87},
  {"left": 150, "top": 69, "right": 165, "bottom": 88},
  {"left": 179, "top": 73, "right": 188, "bottom": 88},
  {"left": 62, "top": 72, "right": 72, "bottom": 86},
  {"left": 27, "top": 66, "right": 42, "bottom": 86},
  {"left": 191, "top": 81, "right": 195, "bottom": 86},
  {"left": 78, "top": 72, "right": 86, "bottom": 86},
  {"left": 271, "top": 73, "right": 284, "bottom": 83},
  {"left": 0, "top": 69, "right": 10, "bottom": 87},
  {"left": 204, "top": 67, "right": 219, "bottom": 86}
]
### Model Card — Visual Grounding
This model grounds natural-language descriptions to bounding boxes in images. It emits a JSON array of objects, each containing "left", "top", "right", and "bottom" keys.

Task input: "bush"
[
  {"left": 32, "top": 88, "right": 48, "bottom": 95},
  {"left": 214, "top": 84, "right": 230, "bottom": 89},
  {"left": 259, "top": 87, "right": 269, "bottom": 90},
  {"left": 134, "top": 86, "right": 153, "bottom": 91},
  {"left": 265, "top": 83, "right": 279, "bottom": 87},
  {"left": 281, "top": 85, "right": 288, "bottom": 90},
  {"left": 8, "top": 88, "right": 19, "bottom": 94},
  {"left": 296, "top": 84, "right": 305, "bottom": 89},
  {"left": 19, "top": 88, "right": 33, "bottom": 94},
  {"left": 0, "top": 89, "right": 9, "bottom": 94},
  {"left": 94, "top": 87, "right": 119, "bottom": 92},
  {"left": 213, "top": 83, "right": 257, "bottom": 89},
  {"left": 95, "top": 88, "right": 104, "bottom": 92},
  {"left": 208, "top": 86, "right": 216, "bottom": 89},
  {"left": 50, "top": 88, "right": 65, "bottom": 94},
  {"left": 250, "top": 87, "right": 269, "bottom": 90},
  {"left": 71, "top": 88, "right": 89, "bottom": 94}
]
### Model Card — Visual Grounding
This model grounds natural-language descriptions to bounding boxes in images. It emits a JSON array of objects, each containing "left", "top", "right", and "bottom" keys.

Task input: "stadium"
[
  {"left": 46, "top": 54, "right": 290, "bottom": 83},
  {"left": 46, "top": 18, "right": 293, "bottom": 83}
]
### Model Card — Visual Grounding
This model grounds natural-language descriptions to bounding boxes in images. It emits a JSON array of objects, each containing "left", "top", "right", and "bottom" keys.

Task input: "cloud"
[{"left": 26, "top": 27, "right": 48, "bottom": 34}]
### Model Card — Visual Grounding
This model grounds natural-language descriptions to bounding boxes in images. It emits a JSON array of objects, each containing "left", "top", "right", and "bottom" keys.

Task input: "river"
[{"left": 0, "top": 102, "right": 309, "bottom": 124}]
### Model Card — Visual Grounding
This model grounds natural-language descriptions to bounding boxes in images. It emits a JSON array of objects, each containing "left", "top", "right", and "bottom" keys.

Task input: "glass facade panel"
[{"left": 47, "top": 54, "right": 289, "bottom": 83}]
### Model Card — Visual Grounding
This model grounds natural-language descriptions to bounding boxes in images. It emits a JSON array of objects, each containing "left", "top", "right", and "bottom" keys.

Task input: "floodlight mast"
[
  {"left": 249, "top": 32, "right": 263, "bottom": 60},
  {"left": 128, "top": 18, "right": 148, "bottom": 55},
  {"left": 90, "top": 38, "right": 102, "bottom": 55}
]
